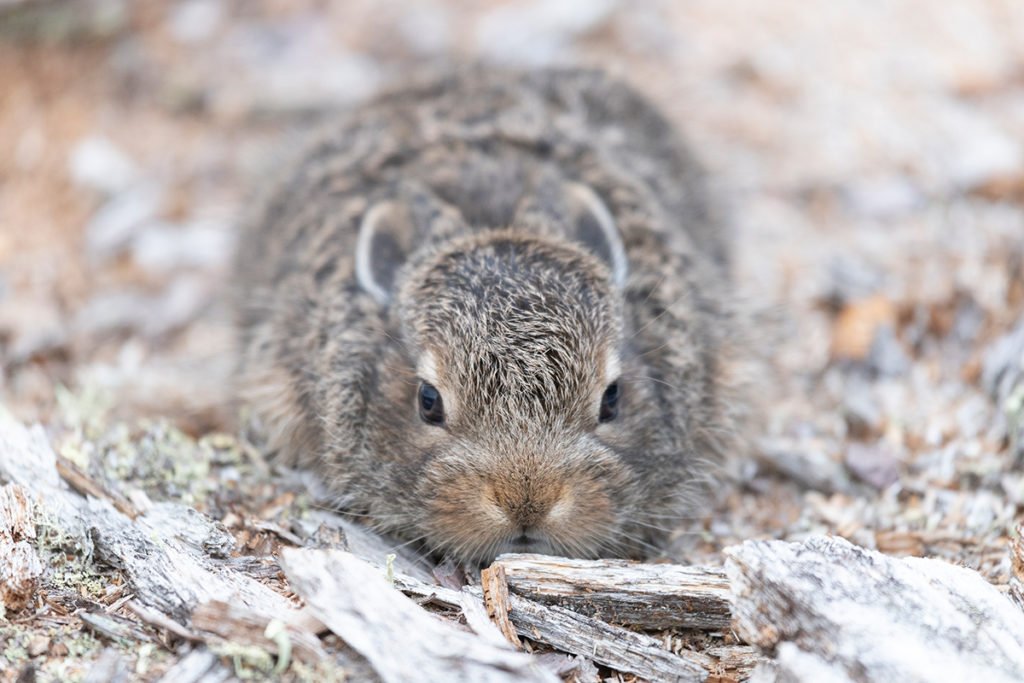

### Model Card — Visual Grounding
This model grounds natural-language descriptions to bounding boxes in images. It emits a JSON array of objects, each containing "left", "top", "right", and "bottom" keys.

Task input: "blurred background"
[{"left": 1, "top": 0, "right": 1023, "bottom": 571}]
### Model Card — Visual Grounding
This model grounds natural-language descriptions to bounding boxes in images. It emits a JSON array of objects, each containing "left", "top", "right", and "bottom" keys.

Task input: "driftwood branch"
[
  {"left": 279, "top": 547, "right": 558, "bottom": 683},
  {"left": 726, "top": 535, "right": 1024, "bottom": 683},
  {"left": 492, "top": 553, "right": 732, "bottom": 631}
]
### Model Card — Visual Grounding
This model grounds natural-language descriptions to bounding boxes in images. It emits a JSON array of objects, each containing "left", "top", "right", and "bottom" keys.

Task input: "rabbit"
[{"left": 234, "top": 67, "right": 743, "bottom": 562}]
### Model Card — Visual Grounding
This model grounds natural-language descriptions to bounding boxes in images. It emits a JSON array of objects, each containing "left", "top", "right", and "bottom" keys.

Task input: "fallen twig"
[
  {"left": 493, "top": 553, "right": 732, "bottom": 631},
  {"left": 481, "top": 564, "right": 522, "bottom": 649}
]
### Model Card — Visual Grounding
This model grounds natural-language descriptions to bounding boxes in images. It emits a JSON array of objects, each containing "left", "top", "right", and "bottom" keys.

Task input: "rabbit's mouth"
[{"left": 498, "top": 532, "right": 554, "bottom": 556}]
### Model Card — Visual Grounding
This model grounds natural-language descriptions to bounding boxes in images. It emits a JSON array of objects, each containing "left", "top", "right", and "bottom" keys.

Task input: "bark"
[
  {"left": 0, "top": 483, "right": 43, "bottom": 612},
  {"left": 492, "top": 553, "right": 732, "bottom": 631},
  {"left": 725, "top": 535, "right": 1024, "bottom": 683},
  {"left": 500, "top": 590, "right": 709, "bottom": 683},
  {"left": 481, "top": 563, "right": 523, "bottom": 648},
  {"left": 0, "top": 414, "right": 306, "bottom": 631},
  {"left": 393, "top": 570, "right": 716, "bottom": 683}
]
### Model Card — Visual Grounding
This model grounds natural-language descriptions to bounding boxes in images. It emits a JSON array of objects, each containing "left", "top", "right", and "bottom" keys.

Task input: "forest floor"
[{"left": 1, "top": 1, "right": 1024, "bottom": 681}]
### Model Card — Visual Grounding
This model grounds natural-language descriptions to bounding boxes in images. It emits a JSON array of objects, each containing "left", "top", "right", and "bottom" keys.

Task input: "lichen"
[{"left": 209, "top": 640, "right": 276, "bottom": 679}]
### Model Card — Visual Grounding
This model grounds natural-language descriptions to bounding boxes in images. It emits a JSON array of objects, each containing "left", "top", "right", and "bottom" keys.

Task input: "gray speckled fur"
[{"left": 234, "top": 68, "right": 742, "bottom": 562}]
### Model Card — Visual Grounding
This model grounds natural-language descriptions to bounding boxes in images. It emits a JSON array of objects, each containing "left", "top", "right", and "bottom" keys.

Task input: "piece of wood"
[
  {"left": 702, "top": 644, "right": 764, "bottom": 682},
  {"left": 394, "top": 570, "right": 711, "bottom": 682},
  {"left": 392, "top": 573, "right": 707, "bottom": 681},
  {"left": 87, "top": 496, "right": 295, "bottom": 623},
  {"left": 0, "top": 414, "right": 86, "bottom": 542},
  {"left": 493, "top": 553, "right": 732, "bottom": 631},
  {"left": 459, "top": 592, "right": 516, "bottom": 649},
  {"left": 481, "top": 564, "right": 522, "bottom": 648},
  {"left": 80, "top": 610, "right": 152, "bottom": 643},
  {"left": 0, "top": 413, "right": 294, "bottom": 624},
  {"left": 191, "top": 599, "right": 327, "bottom": 664},
  {"left": 0, "top": 414, "right": 389, "bottom": 679},
  {"left": 124, "top": 600, "right": 202, "bottom": 642},
  {"left": 725, "top": 534, "right": 1024, "bottom": 683},
  {"left": 56, "top": 455, "right": 139, "bottom": 519},
  {"left": 0, "top": 482, "right": 35, "bottom": 541},
  {"left": 280, "top": 547, "right": 558, "bottom": 683},
  {"left": 0, "top": 483, "right": 43, "bottom": 612},
  {"left": 500, "top": 590, "right": 708, "bottom": 683}
]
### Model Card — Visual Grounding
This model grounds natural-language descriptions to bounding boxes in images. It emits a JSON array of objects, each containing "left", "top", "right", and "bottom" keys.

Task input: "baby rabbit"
[{"left": 235, "top": 68, "right": 741, "bottom": 562}]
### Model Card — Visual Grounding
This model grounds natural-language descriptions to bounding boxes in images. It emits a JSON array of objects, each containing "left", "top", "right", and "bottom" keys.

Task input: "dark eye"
[
  {"left": 418, "top": 382, "right": 445, "bottom": 426},
  {"left": 599, "top": 381, "right": 620, "bottom": 423}
]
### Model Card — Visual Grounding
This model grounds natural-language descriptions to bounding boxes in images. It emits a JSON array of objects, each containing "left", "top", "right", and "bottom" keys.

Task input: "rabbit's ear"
[
  {"left": 356, "top": 200, "right": 415, "bottom": 304},
  {"left": 565, "top": 182, "right": 628, "bottom": 287}
]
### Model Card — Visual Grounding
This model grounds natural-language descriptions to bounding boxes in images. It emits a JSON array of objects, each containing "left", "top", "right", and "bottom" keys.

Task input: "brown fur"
[{"left": 234, "top": 68, "right": 742, "bottom": 562}]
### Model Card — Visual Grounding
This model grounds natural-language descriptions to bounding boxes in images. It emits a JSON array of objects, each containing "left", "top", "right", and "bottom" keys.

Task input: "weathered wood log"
[
  {"left": 392, "top": 571, "right": 712, "bottom": 682},
  {"left": 492, "top": 553, "right": 732, "bottom": 631},
  {"left": 279, "top": 547, "right": 558, "bottom": 683},
  {"left": 0, "top": 414, "right": 294, "bottom": 626},
  {"left": 86, "top": 497, "right": 297, "bottom": 623},
  {"left": 725, "top": 535, "right": 1024, "bottom": 683}
]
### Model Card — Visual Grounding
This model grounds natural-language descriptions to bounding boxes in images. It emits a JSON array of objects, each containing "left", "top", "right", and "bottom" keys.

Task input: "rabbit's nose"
[
  {"left": 503, "top": 497, "right": 553, "bottom": 530},
  {"left": 490, "top": 477, "right": 566, "bottom": 530}
]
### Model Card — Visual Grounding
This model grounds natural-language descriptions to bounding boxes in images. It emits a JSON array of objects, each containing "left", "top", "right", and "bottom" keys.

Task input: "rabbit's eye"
[
  {"left": 418, "top": 382, "right": 445, "bottom": 426},
  {"left": 599, "top": 381, "right": 620, "bottom": 423}
]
